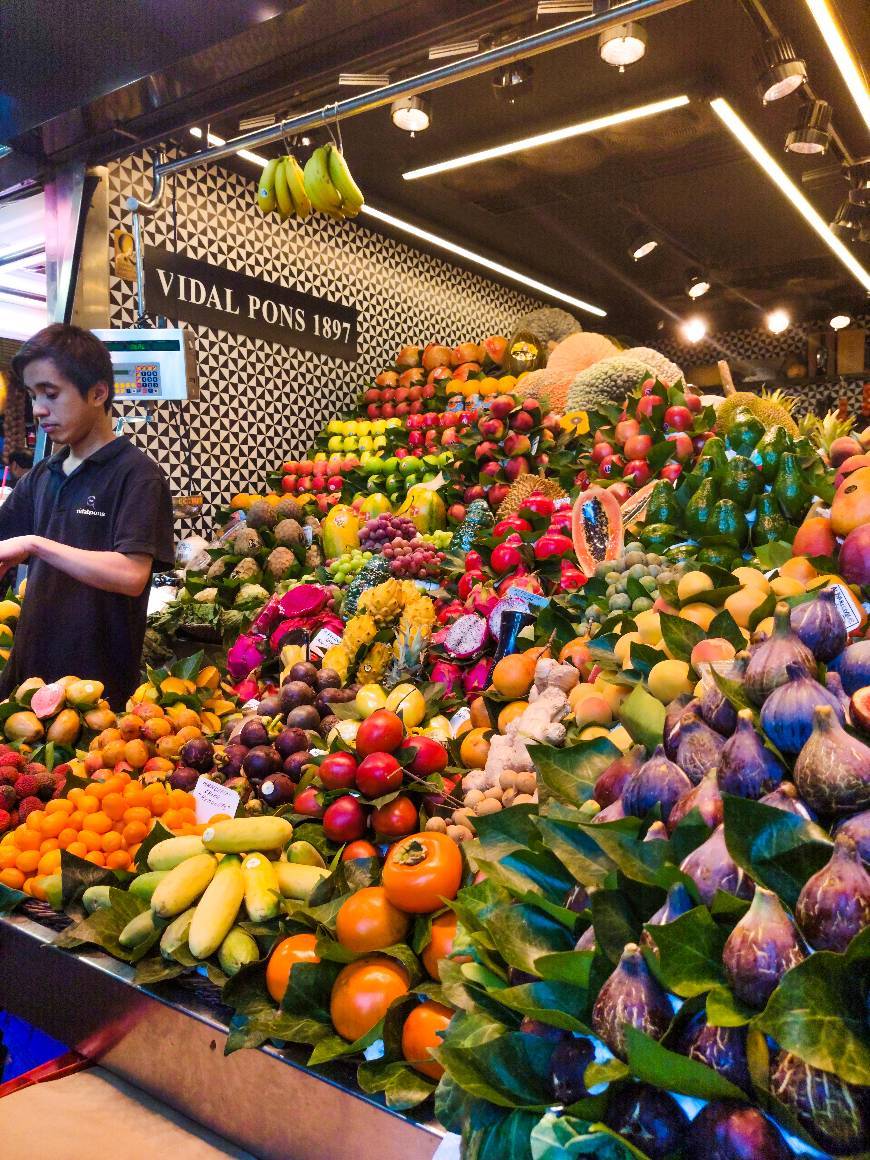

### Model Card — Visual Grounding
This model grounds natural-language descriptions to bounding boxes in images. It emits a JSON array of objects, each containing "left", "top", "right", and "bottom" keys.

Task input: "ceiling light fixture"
[
  {"left": 755, "top": 36, "right": 807, "bottom": 103},
  {"left": 492, "top": 62, "right": 534, "bottom": 105},
  {"left": 359, "top": 204, "right": 606, "bottom": 317},
  {"left": 686, "top": 270, "right": 711, "bottom": 298},
  {"left": 189, "top": 127, "right": 268, "bottom": 167},
  {"left": 390, "top": 96, "right": 431, "bottom": 134},
  {"left": 628, "top": 224, "right": 658, "bottom": 261},
  {"left": 848, "top": 160, "right": 870, "bottom": 207},
  {"left": 830, "top": 199, "right": 862, "bottom": 236},
  {"left": 403, "top": 94, "right": 689, "bottom": 180},
  {"left": 830, "top": 312, "right": 851, "bottom": 330},
  {"left": 681, "top": 316, "right": 707, "bottom": 343},
  {"left": 804, "top": 0, "right": 870, "bottom": 132},
  {"left": 785, "top": 98, "right": 832, "bottom": 154},
  {"left": 766, "top": 308, "right": 791, "bottom": 333},
  {"left": 710, "top": 98, "right": 870, "bottom": 292},
  {"left": 599, "top": 21, "right": 648, "bottom": 71}
]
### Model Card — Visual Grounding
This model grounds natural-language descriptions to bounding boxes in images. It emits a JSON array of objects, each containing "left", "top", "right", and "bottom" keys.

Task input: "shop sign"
[{"left": 144, "top": 247, "right": 358, "bottom": 362}]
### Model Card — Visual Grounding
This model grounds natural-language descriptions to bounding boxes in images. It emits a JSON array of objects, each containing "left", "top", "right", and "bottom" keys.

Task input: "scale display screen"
[{"left": 91, "top": 328, "right": 199, "bottom": 402}]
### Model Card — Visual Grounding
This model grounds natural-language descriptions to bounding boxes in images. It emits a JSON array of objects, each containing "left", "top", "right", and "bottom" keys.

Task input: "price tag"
[
  {"left": 506, "top": 586, "right": 549, "bottom": 610},
  {"left": 302, "top": 525, "right": 314, "bottom": 545},
  {"left": 449, "top": 705, "right": 471, "bottom": 733},
  {"left": 829, "top": 584, "right": 862, "bottom": 632},
  {"left": 193, "top": 776, "right": 241, "bottom": 824},
  {"left": 309, "top": 627, "right": 343, "bottom": 658}
]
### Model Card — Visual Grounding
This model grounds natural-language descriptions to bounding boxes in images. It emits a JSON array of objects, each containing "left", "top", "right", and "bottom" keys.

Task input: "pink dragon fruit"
[
  {"left": 431, "top": 660, "right": 463, "bottom": 696},
  {"left": 227, "top": 632, "right": 267, "bottom": 681},
  {"left": 463, "top": 657, "right": 492, "bottom": 697}
]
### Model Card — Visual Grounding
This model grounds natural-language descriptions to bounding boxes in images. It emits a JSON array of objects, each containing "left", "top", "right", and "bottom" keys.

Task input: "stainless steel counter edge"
[{"left": 0, "top": 913, "right": 445, "bottom": 1160}]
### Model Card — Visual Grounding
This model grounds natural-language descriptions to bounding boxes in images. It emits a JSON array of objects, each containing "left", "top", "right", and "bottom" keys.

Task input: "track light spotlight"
[
  {"left": 785, "top": 99, "right": 832, "bottom": 154},
  {"left": 686, "top": 271, "right": 711, "bottom": 299},
  {"left": 755, "top": 36, "right": 807, "bottom": 103},
  {"left": 492, "top": 62, "right": 534, "bottom": 105},
  {"left": 681, "top": 316, "right": 707, "bottom": 343},
  {"left": 830, "top": 200, "right": 862, "bottom": 236},
  {"left": 628, "top": 225, "right": 658, "bottom": 261},
  {"left": 599, "top": 22, "right": 648, "bottom": 71},
  {"left": 847, "top": 160, "right": 870, "bottom": 207},
  {"left": 830, "top": 312, "right": 851, "bottom": 330},
  {"left": 766, "top": 308, "right": 791, "bottom": 334},
  {"left": 391, "top": 96, "right": 432, "bottom": 134}
]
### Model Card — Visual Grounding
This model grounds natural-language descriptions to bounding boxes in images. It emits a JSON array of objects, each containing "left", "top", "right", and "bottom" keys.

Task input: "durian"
[
  {"left": 496, "top": 474, "right": 567, "bottom": 519},
  {"left": 715, "top": 385, "right": 799, "bottom": 439}
]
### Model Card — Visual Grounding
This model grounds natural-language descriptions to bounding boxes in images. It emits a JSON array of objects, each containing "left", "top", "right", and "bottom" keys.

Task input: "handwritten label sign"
[
  {"left": 193, "top": 776, "right": 241, "bottom": 824},
  {"left": 829, "top": 583, "right": 862, "bottom": 633},
  {"left": 309, "top": 627, "right": 343, "bottom": 659},
  {"left": 144, "top": 247, "right": 358, "bottom": 362}
]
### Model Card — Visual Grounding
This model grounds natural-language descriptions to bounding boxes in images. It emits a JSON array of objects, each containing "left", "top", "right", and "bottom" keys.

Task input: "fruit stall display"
[{"left": 1, "top": 315, "right": 869, "bottom": 1160}]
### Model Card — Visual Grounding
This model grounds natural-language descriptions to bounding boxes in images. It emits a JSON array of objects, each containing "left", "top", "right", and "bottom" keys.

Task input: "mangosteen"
[
  {"left": 274, "top": 726, "right": 309, "bottom": 759},
  {"left": 319, "top": 715, "right": 339, "bottom": 736},
  {"left": 257, "top": 693, "right": 282, "bottom": 718},
  {"left": 283, "top": 751, "right": 312, "bottom": 780},
  {"left": 279, "top": 681, "right": 316, "bottom": 713},
  {"left": 316, "top": 667, "right": 342, "bottom": 691},
  {"left": 288, "top": 661, "right": 320, "bottom": 687},
  {"left": 169, "top": 765, "right": 201, "bottom": 792},
  {"left": 286, "top": 704, "right": 321, "bottom": 731},
  {"left": 239, "top": 718, "right": 270, "bottom": 749},
  {"left": 179, "top": 737, "right": 215, "bottom": 773},
  {"left": 242, "top": 745, "right": 281, "bottom": 782},
  {"left": 259, "top": 773, "right": 296, "bottom": 807},
  {"left": 219, "top": 742, "right": 247, "bottom": 778},
  {"left": 315, "top": 688, "right": 344, "bottom": 716},
  {"left": 224, "top": 775, "right": 252, "bottom": 803}
]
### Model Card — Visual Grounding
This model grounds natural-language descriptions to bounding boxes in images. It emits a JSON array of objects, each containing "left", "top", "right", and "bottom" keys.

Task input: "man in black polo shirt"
[{"left": 0, "top": 324, "right": 174, "bottom": 706}]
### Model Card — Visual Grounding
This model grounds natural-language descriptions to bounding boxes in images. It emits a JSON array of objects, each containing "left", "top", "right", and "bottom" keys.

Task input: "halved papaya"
[{"left": 571, "top": 486, "right": 624, "bottom": 577}]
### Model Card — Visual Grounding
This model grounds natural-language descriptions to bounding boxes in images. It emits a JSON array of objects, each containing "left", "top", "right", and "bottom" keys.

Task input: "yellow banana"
[
  {"left": 284, "top": 154, "right": 312, "bottom": 219},
  {"left": 327, "top": 146, "right": 364, "bottom": 216},
  {"left": 188, "top": 854, "right": 245, "bottom": 960},
  {"left": 303, "top": 145, "right": 343, "bottom": 216},
  {"left": 257, "top": 158, "right": 280, "bottom": 215},
  {"left": 274, "top": 157, "right": 294, "bottom": 219}
]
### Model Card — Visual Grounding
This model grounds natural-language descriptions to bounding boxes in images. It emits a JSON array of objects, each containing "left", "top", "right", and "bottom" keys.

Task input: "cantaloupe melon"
[{"left": 547, "top": 332, "right": 620, "bottom": 376}]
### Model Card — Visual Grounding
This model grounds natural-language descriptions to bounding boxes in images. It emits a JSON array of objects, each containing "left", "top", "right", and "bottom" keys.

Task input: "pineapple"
[
  {"left": 801, "top": 409, "right": 854, "bottom": 456},
  {"left": 389, "top": 625, "right": 430, "bottom": 686}
]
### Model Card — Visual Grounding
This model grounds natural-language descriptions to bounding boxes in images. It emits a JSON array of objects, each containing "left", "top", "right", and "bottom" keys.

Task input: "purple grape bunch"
[
  {"left": 360, "top": 513, "right": 419, "bottom": 550},
  {"left": 386, "top": 536, "right": 444, "bottom": 580}
]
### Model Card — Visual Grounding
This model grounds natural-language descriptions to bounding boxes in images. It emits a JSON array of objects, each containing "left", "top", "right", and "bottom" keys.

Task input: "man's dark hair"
[
  {"left": 9, "top": 451, "right": 33, "bottom": 470},
  {"left": 12, "top": 324, "right": 115, "bottom": 412}
]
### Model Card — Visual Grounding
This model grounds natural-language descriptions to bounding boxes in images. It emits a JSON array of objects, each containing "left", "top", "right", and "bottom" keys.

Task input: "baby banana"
[
  {"left": 303, "top": 145, "right": 343, "bottom": 216},
  {"left": 327, "top": 146, "right": 364, "bottom": 216},
  {"left": 218, "top": 927, "right": 260, "bottom": 977},
  {"left": 188, "top": 854, "right": 245, "bottom": 960},
  {"left": 284, "top": 154, "right": 311, "bottom": 219},
  {"left": 274, "top": 157, "right": 294, "bottom": 219},
  {"left": 257, "top": 158, "right": 280, "bottom": 215}
]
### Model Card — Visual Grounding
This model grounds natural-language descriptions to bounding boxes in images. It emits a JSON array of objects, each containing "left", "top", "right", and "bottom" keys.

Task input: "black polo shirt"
[{"left": 0, "top": 437, "right": 174, "bottom": 707}]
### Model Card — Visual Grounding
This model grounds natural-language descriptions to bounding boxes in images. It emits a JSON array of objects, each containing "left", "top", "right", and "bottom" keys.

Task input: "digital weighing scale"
[{"left": 91, "top": 327, "right": 200, "bottom": 402}]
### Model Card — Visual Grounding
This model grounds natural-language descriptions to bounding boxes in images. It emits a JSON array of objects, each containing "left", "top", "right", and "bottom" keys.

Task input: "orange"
[
  {"left": 149, "top": 794, "right": 168, "bottom": 816},
  {"left": 101, "top": 831, "right": 123, "bottom": 853},
  {"left": 57, "top": 828, "right": 78, "bottom": 849},
  {"left": 39, "top": 839, "right": 59, "bottom": 853},
  {"left": 15, "top": 850, "right": 40, "bottom": 874},
  {"left": 102, "top": 793, "right": 126, "bottom": 821},
  {"left": 38, "top": 849, "right": 61, "bottom": 876},
  {"left": 127, "top": 843, "right": 141, "bottom": 861},
  {"left": 0, "top": 868, "right": 25, "bottom": 889},
  {"left": 66, "top": 787, "right": 85, "bottom": 805},
  {"left": 168, "top": 788, "right": 193, "bottom": 808},
  {"left": 66, "top": 842, "right": 88, "bottom": 859},
  {"left": 78, "top": 794, "right": 100, "bottom": 814},
  {"left": 178, "top": 808, "right": 196, "bottom": 826},
  {"left": 80, "top": 830, "right": 103, "bottom": 853},
  {"left": 123, "top": 805, "right": 152, "bottom": 825},
  {"left": 67, "top": 811, "right": 84, "bottom": 830},
  {"left": 161, "top": 809, "right": 182, "bottom": 832},
  {"left": 84, "top": 851, "right": 105, "bottom": 866},
  {"left": 497, "top": 700, "right": 528, "bottom": 731},
  {"left": 459, "top": 727, "right": 491, "bottom": 769},
  {"left": 266, "top": 933, "right": 321, "bottom": 1003},
  {"left": 122, "top": 785, "right": 148, "bottom": 808},
  {"left": 490, "top": 654, "right": 535, "bottom": 700},
  {"left": 106, "top": 850, "right": 131, "bottom": 870},
  {"left": 82, "top": 812, "right": 112, "bottom": 835},
  {"left": 122, "top": 821, "right": 148, "bottom": 846}
]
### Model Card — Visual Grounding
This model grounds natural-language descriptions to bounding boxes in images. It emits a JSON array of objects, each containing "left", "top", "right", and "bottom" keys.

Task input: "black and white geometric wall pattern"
[{"left": 106, "top": 150, "right": 544, "bottom": 534}]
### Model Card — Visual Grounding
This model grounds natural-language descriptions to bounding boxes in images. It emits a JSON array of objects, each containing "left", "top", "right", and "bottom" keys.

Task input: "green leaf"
[
  {"left": 534, "top": 809, "right": 615, "bottom": 889},
  {"left": 466, "top": 1107, "right": 540, "bottom": 1160},
  {"left": 60, "top": 849, "right": 118, "bottom": 908},
  {"left": 577, "top": 817, "right": 681, "bottom": 889},
  {"left": 658, "top": 612, "right": 704, "bottom": 662},
  {"left": 0, "top": 881, "right": 27, "bottom": 914},
  {"left": 706, "top": 985, "right": 754, "bottom": 1027},
  {"left": 707, "top": 608, "right": 746, "bottom": 652},
  {"left": 534, "top": 950, "right": 595, "bottom": 988},
  {"left": 747, "top": 590, "right": 776, "bottom": 631},
  {"left": 590, "top": 889, "right": 640, "bottom": 964},
  {"left": 628, "top": 641, "right": 661, "bottom": 678},
  {"left": 52, "top": 888, "right": 158, "bottom": 963},
  {"left": 624, "top": 1026, "right": 747, "bottom": 1099},
  {"left": 753, "top": 929, "right": 870, "bottom": 1086},
  {"left": 528, "top": 740, "right": 620, "bottom": 808},
  {"left": 530, "top": 1112, "right": 639, "bottom": 1160},
  {"left": 475, "top": 848, "right": 574, "bottom": 902},
  {"left": 492, "top": 981, "right": 593, "bottom": 1033},
  {"left": 644, "top": 906, "right": 727, "bottom": 997},
  {"left": 307, "top": 1018, "right": 386, "bottom": 1066},
  {"left": 618, "top": 684, "right": 666, "bottom": 752},
  {"left": 710, "top": 666, "right": 754, "bottom": 714},
  {"left": 754, "top": 541, "right": 793, "bottom": 570},
  {"left": 722, "top": 794, "right": 832, "bottom": 908},
  {"left": 473, "top": 804, "right": 546, "bottom": 860},
  {"left": 356, "top": 1059, "right": 436, "bottom": 1110},
  {"left": 483, "top": 903, "right": 574, "bottom": 974},
  {"left": 134, "top": 955, "right": 190, "bottom": 986},
  {"left": 436, "top": 1028, "right": 557, "bottom": 1109}
]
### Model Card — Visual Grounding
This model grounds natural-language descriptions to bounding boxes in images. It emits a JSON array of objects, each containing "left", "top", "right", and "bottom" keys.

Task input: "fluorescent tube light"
[
  {"left": 710, "top": 98, "right": 870, "bottom": 293},
  {"left": 359, "top": 204, "right": 607, "bottom": 317},
  {"left": 804, "top": 0, "right": 870, "bottom": 131},
  {"left": 189, "top": 127, "right": 269, "bottom": 168},
  {"left": 403, "top": 94, "right": 690, "bottom": 180}
]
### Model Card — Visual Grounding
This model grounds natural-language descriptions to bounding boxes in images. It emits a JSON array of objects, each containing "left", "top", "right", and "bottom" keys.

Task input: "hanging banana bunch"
[{"left": 255, "top": 145, "right": 363, "bottom": 222}]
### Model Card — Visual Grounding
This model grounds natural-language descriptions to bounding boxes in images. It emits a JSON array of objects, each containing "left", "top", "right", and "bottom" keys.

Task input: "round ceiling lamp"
[
  {"left": 391, "top": 96, "right": 432, "bottom": 134},
  {"left": 628, "top": 224, "right": 658, "bottom": 261},
  {"left": 785, "top": 99, "right": 832, "bottom": 155},
  {"left": 830, "top": 313, "right": 851, "bottom": 330},
  {"left": 755, "top": 36, "right": 806, "bottom": 104},
  {"left": 766, "top": 308, "right": 791, "bottom": 334},
  {"left": 686, "top": 270, "right": 711, "bottom": 299},
  {"left": 681, "top": 316, "right": 707, "bottom": 344},
  {"left": 599, "top": 22, "right": 648, "bottom": 71}
]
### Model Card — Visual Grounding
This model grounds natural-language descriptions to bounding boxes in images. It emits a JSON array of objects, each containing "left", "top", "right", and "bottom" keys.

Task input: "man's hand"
[{"left": 0, "top": 535, "right": 33, "bottom": 569}]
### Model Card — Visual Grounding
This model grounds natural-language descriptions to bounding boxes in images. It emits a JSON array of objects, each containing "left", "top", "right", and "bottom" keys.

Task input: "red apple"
[
  {"left": 318, "top": 752, "right": 358, "bottom": 790},
  {"left": 663, "top": 405, "right": 693, "bottom": 432},
  {"left": 402, "top": 736, "right": 448, "bottom": 775},
  {"left": 356, "top": 709, "right": 405, "bottom": 755},
  {"left": 623, "top": 459, "right": 651, "bottom": 487},
  {"left": 660, "top": 462, "right": 683, "bottom": 482},
  {"left": 635, "top": 395, "right": 665, "bottom": 420},
  {"left": 488, "top": 395, "right": 516, "bottom": 420},
  {"left": 666, "top": 431, "right": 694, "bottom": 461},
  {"left": 598, "top": 454, "right": 624, "bottom": 477},
  {"left": 614, "top": 418, "right": 641, "bottom": 445},
  {"left": 591, "top": 442, "right": 614, "bottom": 465}
]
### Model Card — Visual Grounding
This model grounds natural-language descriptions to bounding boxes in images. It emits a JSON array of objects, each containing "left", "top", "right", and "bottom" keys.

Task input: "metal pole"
[
  {"left": 0, "top": 244, "right": 44, "bottom": 268},
  {"left": 154, "top": 0, "right": 694, "bottom": 180}
]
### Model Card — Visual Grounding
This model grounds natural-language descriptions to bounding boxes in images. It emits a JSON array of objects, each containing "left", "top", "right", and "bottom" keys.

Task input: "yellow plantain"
[
  {"left": 284, "top": 154, "right": 312, "bottom": 219},
  {"left": 274, "top": 157, "right": 294, "bottom": 219},
  {"left": 257, "top": 158, "right": 279, "bottom": 215},
  {"left": 327, "top": 146, "right": 364, "bottom": 216},
  {"left": 303, "top": 145, "right": 343, "bottom": 216}
]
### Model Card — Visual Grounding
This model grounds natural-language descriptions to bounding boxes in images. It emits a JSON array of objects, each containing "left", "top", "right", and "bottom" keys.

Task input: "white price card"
[
  {"left": 829, "top": 584, "right": 862, "bottom": 633},
  {"left": 309, "top": 627, "right": 343, "bottom": 658},
  {"left": 506, "top": 586, "right": 549, "bottom": 610},
  {"left": 449, "top": 705, "right": 471, "bottom": 734},
  {"left": 193, "top": 776, "right": 241, "bottom": 824}
]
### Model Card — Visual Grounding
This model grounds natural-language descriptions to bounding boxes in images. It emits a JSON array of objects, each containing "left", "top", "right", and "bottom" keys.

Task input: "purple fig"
[
  {"left": 663, "top": 694, "right": 696, "bottom": 760},
  {"left": 603, "top": 1082, "right": 689, "bottom": 1160},
  {"left": 594, "top": 747, "right": 645, "bottom": 807},
  {"left": 745, "top": 602, "right": 816, "bottom": 706},
  {"left": 642, "top": 883, "right": 696, "bottom": 952},
  {"left": 676, "top": 716, "right": 725, "bottom": 785},
  {"left": 790, "top": 588, "right": 847, "bottom": 662},
  {"left": 591, "top": 942, "right": 673, "bottom": 1060},
  {"left": 698, "top": 666, "right": 738, "bottom": 736},
  {"left": 722, "top": 887, "right": 804, "bottom": 1007},
  {"left": 593, "top": 798, "right": 626, "bottom": 823},
  {"left": 718, "top": 710, "right": 785, "bottom": 799},
  {"left": 680, "top": 1013, "right": 751, "bottom": 1093},
  {"left": 622, "top": 746, "right": 692, "bottom": 824},
  {"left": 759, "top": 782, "right": 815, "bottom": 820},
  {"left": 644, "top": 821, "right": 669, "bottom": 842},
  {"left": 795, "top": 832, "right": 870, "bottom": 952},
  {"left": 575, "top": 925, "right": 596, "bottom": 952},
  {"left": 835, "top": 809, "right": 870, "bottom": 864},
  {"left": 667, "top": 768, "right": 723, "bottom": 834},
  {"left": 549, "top": 1037, "right": 595, "bottom": 1106},
  {"left": 794, "top": 705, "right": 870, "bottom": 817},
  {"left": 760, "top": 662, "right": 844, "bottom": 754},
  {"left": 685, "top": 1099, "right": 793, "bottom": 1159},
  {"left": 770, "top": 1048, "right": 870, "bottom": 1155},
  {"left": 680, "top": 825, "right": 753, "bottom": 906},
  {"left": 239, "top": 718, "right": 269, "bottom": 749},
  {"left": 564, "top": 884, "right": 589, "bottom": 913},
  {"left": 518, "top": 1017, "right": 570, "bottom": 1042}
]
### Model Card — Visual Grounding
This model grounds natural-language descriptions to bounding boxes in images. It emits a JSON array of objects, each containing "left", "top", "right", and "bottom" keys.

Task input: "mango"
[
  {"left": 4, "top": 710, "right": 44, "bottom": 744},
  {"left": 46, "top": 708, "right": 82, "bottom": 746},
  {"left": 66, "top": 679, "right": 104, "bottom": 709},
  {"left": 397, "top": 485, "right": 446, "bottom": 534},
  {"left": 321, "top": 504, "right": 361, "bottom": 560}
]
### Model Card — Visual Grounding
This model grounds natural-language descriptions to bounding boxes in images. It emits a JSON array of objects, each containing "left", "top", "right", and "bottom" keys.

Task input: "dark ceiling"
[{"left": 1, "top": 0, "right": 867, "bottom": 336}]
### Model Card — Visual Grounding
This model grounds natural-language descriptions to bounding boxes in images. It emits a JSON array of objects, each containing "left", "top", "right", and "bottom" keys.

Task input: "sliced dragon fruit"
[
  {"left": 277, "top": 583, "right": 330, "bottom": 620},
  {"left": 443, "top": 613, "right": 489, "bottom": 660}
]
